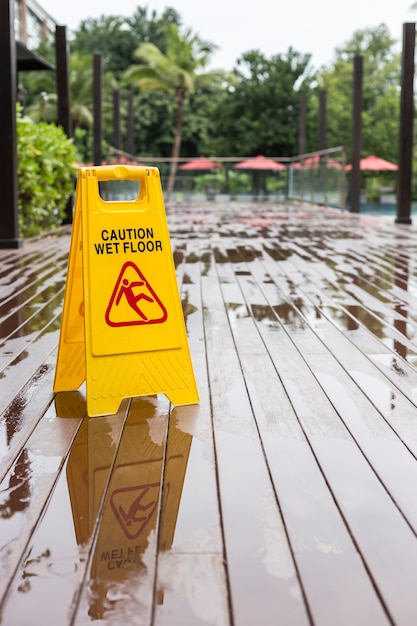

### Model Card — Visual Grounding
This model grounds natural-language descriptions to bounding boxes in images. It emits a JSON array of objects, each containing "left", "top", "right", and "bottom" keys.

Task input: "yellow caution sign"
[{"left": 54, "top": 165, "right": 199, "bottom": 416}]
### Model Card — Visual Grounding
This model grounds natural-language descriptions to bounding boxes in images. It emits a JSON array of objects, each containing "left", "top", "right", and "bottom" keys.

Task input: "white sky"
[{"left": 39, "top": 0, "right": 417, "bottom": 71}]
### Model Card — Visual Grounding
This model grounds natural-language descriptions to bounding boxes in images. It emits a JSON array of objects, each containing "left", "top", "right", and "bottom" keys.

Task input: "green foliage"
[
  {"left": 17, "top": 109, "right": 77, "bottom": 237},
  {"left": 364, "top": 176, "right": 381, "bottom": 203},
  {"left": 17, "top": 7, "right": 410, "bottom": 202},
  {"left": 208, "top": 48, "right": 315, "bottom": 157},
  {"left": 124, "top": 21, "right": 222, "bottom": 196},
  {"left": 72, "top": 7, "right": 182, "bottom": 77},
  {"left": 133, "top": 89, "right": 176, "bottom": 156},
  {"left": 312, "top": 24, "right": 401, "bottom": 162}
]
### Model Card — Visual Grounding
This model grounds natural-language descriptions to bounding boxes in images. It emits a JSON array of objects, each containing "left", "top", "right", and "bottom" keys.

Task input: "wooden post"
[
  {"left": 127, "top": 93, "right": 135, "bottom": 156},
  {"left": 319, "top": 90, "right": 328, "bottom": 206},
  {"left": 0, "top": 0, "right": 21, "bottom": 248},
  {"left": 350, "top": 55, "right": 363, "bottom": 213},
  {"left": 298, "top": 93, "right": 307, "bottom": 200},
  {"left": 318, "top": 90, "right": 326, "bottom": 152},
  {"left": 396, "top": 22, "right": 415, "bottom": 225},
  {"left": 55, "top": 26, "right": 72, "bottom": 138},
  {"left": 299, "top": 93, "right": 306, "bottom": 155},
  {"left": 113, "top": 89, "right": 121, "bottom": 150},
  {"left": 93, "top": 52, "right": 102, "bottom": 166},
  {"left": 55, "top": 25, "right": 73, "bottom": 224}
]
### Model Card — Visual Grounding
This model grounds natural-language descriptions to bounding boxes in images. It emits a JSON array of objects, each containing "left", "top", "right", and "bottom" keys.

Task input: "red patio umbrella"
[
  {"left": 345, "top": 155, "right": 398, "bottom": 171},
  {"left": 293, "top": 154, "right": 342, "bottom": 169},
  {"left": 234, "top": 154, "right": 287, "bottom": 171},
  {"left": 179, "top": 157, "right": 221, "bottom": 171}
]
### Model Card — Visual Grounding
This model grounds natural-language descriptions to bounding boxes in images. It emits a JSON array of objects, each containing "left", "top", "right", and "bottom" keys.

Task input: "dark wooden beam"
[
  {"left": 93, "top": 52, "right": 102, "bottom": 166},
  {"left": 113, "top": 89, "right": 121, "bottom": 150},
  {"left": 0, "top": 0, "right": 21, "bottom": 248},
  {"left": 55, "top": 25, "right": 73, "bottom": 224},
  {"left": 350, "top": 55, "right": 363, "bottom": 213},
  {"left": 396, "top": 22, "right": 415, "bottom": 225},
  {"left": 127, "top": 93, "right": 135, "bottom": 155},
  {"left": 319, "top": 90, "right": 327, "bottom": 152},
  {"left": 298, "top": 93, "right": 307, "bottom": 156},
  {"left": 55, "top": 26, "right": 72, "bottom": 138}
]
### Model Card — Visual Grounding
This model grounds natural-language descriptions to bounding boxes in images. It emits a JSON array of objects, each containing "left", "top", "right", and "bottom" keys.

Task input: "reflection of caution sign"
[
  {"left": 110, "top": 484, "right": 160, "bottom": 539},
  {"left": 105, "top": 262, "right": 167, "bottom": 327},
  {"left": 53, "top": 165, "right": 199, "bottom": 416}
]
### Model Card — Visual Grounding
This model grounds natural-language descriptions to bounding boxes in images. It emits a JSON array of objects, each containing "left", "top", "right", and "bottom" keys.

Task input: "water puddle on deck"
[{"left": 0, "top": 394, "right": 197, "bottom": 624}]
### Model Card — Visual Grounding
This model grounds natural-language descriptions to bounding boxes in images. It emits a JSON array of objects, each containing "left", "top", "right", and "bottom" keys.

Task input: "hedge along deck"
[{"left": 1, "top": 200, "right": 417, "bottom": 625}]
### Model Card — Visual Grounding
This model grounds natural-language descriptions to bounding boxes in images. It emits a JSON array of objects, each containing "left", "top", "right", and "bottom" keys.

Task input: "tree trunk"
[{"left": 166, "top": 93, "right": 184, "bottom": 201}]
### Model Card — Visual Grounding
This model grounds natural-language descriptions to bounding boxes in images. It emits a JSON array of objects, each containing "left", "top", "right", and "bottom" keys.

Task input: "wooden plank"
[
  {"left": 230, "top": 245, "right": 417, "bottom": 624},
  {"left": 0, "top": 362, "right": 57, "bottom": 483},
  {"left": 276, "top": 261, "right": 417, "bottom": 451},
  {"left": 256, "top": 246, "right": 417, "bottom": 456},
  {"left": 215, "top": 243, "right": 390, "bottom": 624},
  {"left": 0, "top": 399, "right": 129, "bottom": 626},
  {"left": 154, "top": 240, "right": 229, "bottom": 625},
  {"left": 201, "top": 252, "right": 311, "bottom": 626},
  {"left": 0, "top": 234, "right": 69, "bottom": 300},
  {"left": 0, "top": 317, "right": 61, "bottom": 409},
  {"left": 0, "top": 257, "right": 67, "bottom": 327},
  {"left": 0, "top": 400, "right": 82, "bottom": 602},
  {"left": 155, "top": 554, "right": 229, "bottom": 626}
]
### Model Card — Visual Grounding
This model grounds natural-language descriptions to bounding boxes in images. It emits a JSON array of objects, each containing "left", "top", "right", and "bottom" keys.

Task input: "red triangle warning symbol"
[
  {"left": 105, "top": 261, "right": 167, "bottom": 327},
  {"left": 110, "top": 483, "right": 160, "bottom": 540}
]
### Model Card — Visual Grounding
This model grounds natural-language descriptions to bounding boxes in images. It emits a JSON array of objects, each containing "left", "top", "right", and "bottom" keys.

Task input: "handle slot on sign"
[
  {"left": 84, "top": 165, "right": 154, "bottom": 210},
  {"left": 98, "top": 179, "right": 141, "bottom": 203}
]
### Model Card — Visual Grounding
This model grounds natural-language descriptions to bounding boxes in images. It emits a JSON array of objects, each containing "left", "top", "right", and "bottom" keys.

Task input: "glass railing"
[{"left": 88, "top": 147, "right": 348, "bottom": 209}]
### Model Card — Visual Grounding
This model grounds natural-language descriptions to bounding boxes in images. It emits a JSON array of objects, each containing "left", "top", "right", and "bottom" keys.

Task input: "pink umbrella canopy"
[
  {"left": 179, "top": 157, "right": 221, "bottom": 171},
  {"left": 234, "top": 155, "right": 287, "bottom": 171},
  {"left": 346, "top": 155, "right": 398, "bottom": 171}
]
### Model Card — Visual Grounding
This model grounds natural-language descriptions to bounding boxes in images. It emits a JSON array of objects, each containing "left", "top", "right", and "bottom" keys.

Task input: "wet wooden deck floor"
[{"left": 1, "top": 201, "right": 417, "bottom": 625}]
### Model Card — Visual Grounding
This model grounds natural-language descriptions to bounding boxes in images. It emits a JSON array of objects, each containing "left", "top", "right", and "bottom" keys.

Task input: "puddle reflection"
[
  {"left": 0, "top": 364, "right": 52, "bottom": 461},
  {"left": 273, "top": 302, "right": 307, "bottom": 331},
  {"left": 1, "top": 394, "right": 194, "bottom": 624},
  {"left": 250, "top": 304, "right": 280, "bottom": 324},
  {"left": 82, "top": 398, "right": 192, "bottom": 622},
  {"left": 0, "top": 448, "right": 31, "bottom": 520},
  {"left": 393, "top": 243, "right": 409, "bottom": 362}
]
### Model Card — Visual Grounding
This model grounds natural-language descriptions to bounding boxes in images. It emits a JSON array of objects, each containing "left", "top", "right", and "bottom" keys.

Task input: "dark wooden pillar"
[
  {"left": 298, "top": 93, "right": 307, "bottom": 200},
  {"left": 93, "top": 52, "right": 102, "bottom": 166},
  {"left": 55, "top": 25, "right": 73, "bottom": 224},
  {"left": 350, "top": 55, "right": 363, "bottom": 213},
  {"left": 299, "top": 93, "right": 307, "bottom": 155},
  {"left": 55, "top": 26, "right": 72, "bottom": 138},
  {"left": 127, "top": 93, "right": 135, "bottom": 155},
  {"left": 319, "top": 90, "right": 327, "bottom": 205},
  {"left": 0, "top": 0, "right": 21, "bottom": 248},
  {"left": 396, "top": 22, "right": 415, "bottom": 225},
  {"left": 113, "top": 89, "right": 121, "bottom": 150},
  {"left": 319, "top": 90, "right": 326, "bottom": 151}
]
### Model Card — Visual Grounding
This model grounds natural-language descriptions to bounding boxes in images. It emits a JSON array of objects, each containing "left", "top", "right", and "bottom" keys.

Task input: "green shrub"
[
  {"left": 17, "top": 107, "right": 77, "bottom": 237},
  {"left": 365, "top": 176, "right": 381, "bottom": 204}
]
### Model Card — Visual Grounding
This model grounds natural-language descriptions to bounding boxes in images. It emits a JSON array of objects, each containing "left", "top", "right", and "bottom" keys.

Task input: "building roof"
[{"left": 16, "top": 41, "right": 55, "bottom": 72}]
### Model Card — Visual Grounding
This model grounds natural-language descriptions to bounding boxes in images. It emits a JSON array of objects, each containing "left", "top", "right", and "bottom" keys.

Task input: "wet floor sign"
[{"left": 54, "top": 165, "right": 199, "bottom": 417}]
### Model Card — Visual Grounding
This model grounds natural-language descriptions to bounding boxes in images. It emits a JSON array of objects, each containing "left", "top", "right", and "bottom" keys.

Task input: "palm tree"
[
  {"left": 24, "top": 53, "right": 118, "bottom": 131},
  {"left": 124, "top": 23, "right": 222, "bottom": 199}
]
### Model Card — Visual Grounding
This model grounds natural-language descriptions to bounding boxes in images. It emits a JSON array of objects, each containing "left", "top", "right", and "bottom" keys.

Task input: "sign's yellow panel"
[{"left": 54, "top": 165, "right": 199, "bottom": 416}]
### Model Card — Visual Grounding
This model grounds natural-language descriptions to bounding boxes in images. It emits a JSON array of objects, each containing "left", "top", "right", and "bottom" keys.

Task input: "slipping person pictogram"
[
  {"left": 116, "top": 278, "right": 154, "bottom": 321},
  {"left": 110, "top": 484, "right": 160, "bottom": 540},
  {"left": 105, "top": 261, "right": 168, "bottom": 327}
]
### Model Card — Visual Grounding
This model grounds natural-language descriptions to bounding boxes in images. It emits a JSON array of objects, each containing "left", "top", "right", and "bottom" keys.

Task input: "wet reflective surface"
[{"left": 2, "top": 205, "right": 417, "bottom": 624}]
